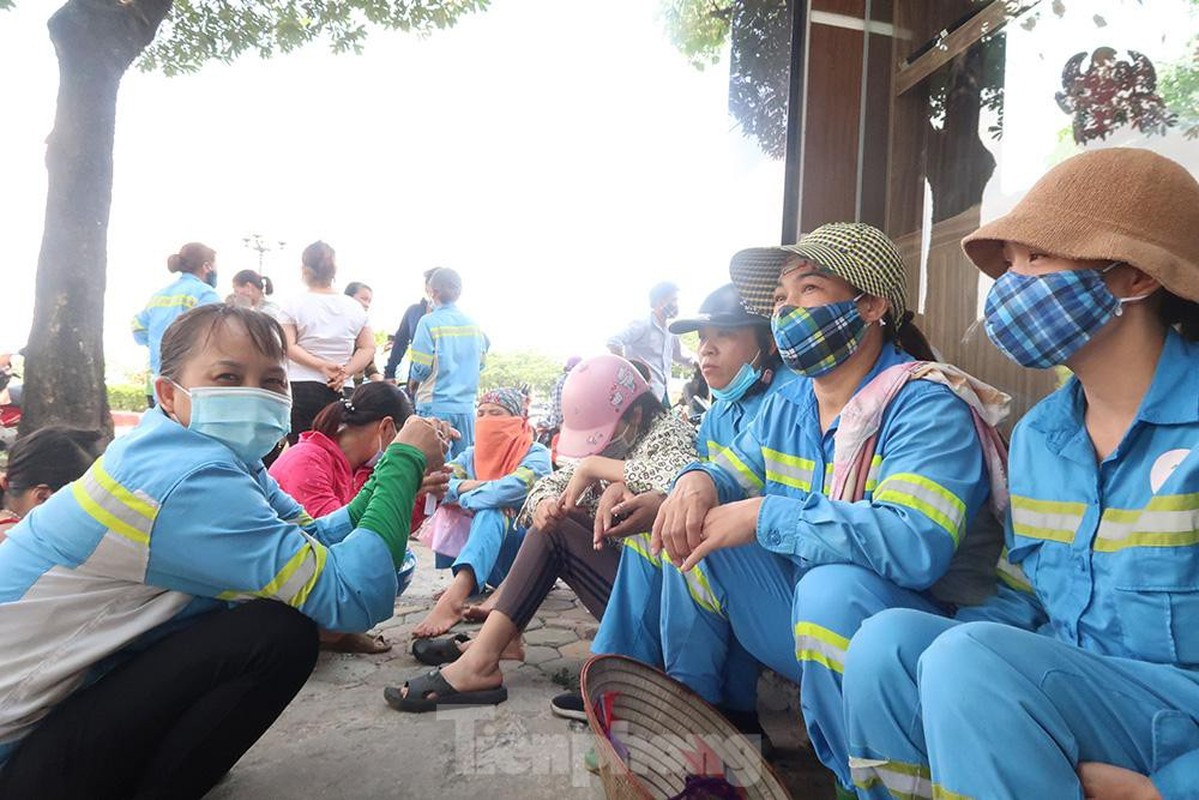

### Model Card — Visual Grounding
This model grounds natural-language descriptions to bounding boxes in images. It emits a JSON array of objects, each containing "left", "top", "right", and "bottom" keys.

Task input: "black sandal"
[
  {"left": 411, "top": 633, "right": 471, "bottom": 667},
  {"left": 383, "top": 668, "right": 508, "bottom": 713}
]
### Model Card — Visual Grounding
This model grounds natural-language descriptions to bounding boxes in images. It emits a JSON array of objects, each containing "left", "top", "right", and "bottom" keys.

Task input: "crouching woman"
[{"left": 0, "top": 303, "right": 450, "bottom": 799}]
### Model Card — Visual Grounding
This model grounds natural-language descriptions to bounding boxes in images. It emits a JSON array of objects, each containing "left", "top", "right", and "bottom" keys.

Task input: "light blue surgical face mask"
[
  {"left": 710, "top": 352, "right": 763, "bottom": 403},
  {"left": 173, "top": 383, "right": 292, "bottom": 465}
]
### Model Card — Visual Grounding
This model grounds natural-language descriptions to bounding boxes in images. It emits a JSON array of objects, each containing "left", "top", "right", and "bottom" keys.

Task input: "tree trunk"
[{"left": 21, "top": 0, "right": 172, "bottom": 436}]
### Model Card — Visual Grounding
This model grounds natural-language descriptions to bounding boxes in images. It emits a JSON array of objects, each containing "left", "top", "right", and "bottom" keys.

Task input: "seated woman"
[
  {"left": 582, "top": 283, "right": 792, "bottom": 729},
  {"left": 386, "top": 353, "right": 696, "bottom": 711},
  {"left": 842, "top": 149, "right": 1199, "bottom": 799},
  {"left": 269, "top": 380, "right": 423, "bottom": 654},
  {"left": 653, "top": 223, "right": 1001, "bottom": 794},
  {"left": 0, "top": 425, "right": 106, "bottom": 541},
  {"left": 0, "top": 303, "right": 451, "bottom": 798},
  {"left": 412, "top": 387, "right": 552, "bottom": 639}
]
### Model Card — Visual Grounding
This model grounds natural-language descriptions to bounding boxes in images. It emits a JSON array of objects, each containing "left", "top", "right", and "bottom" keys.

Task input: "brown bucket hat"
[{"left": 962, "top": 148, "right": 1199, "bottom": 302}]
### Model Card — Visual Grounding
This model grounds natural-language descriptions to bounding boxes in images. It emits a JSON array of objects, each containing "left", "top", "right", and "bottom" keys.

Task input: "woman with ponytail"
[
  {"left": 652, "top": 223, "right": 1004, "bottom": 796},
  {"left": 131, "top": 243, "right": 221, "bottom": 406},
  {"left": 269, "top": 381, "right": 425, "bottom": 653},
  {"left": 231, "top": 269, "right": 279, "bottom": 319}
]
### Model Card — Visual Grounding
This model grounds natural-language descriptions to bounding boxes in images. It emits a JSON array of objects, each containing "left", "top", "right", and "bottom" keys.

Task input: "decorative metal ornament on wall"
[{"left": 1055, "top": 47, "right": 1177, "bottom": 143}]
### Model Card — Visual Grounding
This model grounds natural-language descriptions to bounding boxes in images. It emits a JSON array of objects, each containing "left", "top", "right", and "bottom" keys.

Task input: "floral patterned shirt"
[{"left": 517, "top": 412, "right": 697, "bottom": 528}]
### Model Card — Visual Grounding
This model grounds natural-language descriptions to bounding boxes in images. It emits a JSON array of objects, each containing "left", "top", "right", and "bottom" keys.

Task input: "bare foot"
[
  {"left": 463, "top": 592, "right": 498, "bottom": 622},
  {"left": 412, "top": 596, "right": 464, "bottom": 639},
  {"left": 454, "top": 634, "right": 524, "bottom": 661}
]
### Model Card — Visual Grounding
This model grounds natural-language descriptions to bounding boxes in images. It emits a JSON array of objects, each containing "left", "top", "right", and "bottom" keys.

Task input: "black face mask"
[
  {"left": 204, "top": 270, "right": 218, "bottom": 288},
  {"left": 663, "top": 303, "right": 679, "bottom": 319}
]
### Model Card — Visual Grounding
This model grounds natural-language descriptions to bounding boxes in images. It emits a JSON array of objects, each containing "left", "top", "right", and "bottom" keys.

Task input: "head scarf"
[
  {"left": 474, "top": 387, "right": 533, "bottom": 480},
  {"left": 478, "top": 387, "right": 527, "bottom": 418}
]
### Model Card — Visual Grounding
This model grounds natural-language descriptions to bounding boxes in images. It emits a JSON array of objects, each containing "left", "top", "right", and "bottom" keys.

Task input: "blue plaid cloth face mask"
[
  {"left": 772, "top": 296, "right": 868, "bottom": 377},
  {"left": 983, "top": 263, "right": 1142, "bottom": 369}
]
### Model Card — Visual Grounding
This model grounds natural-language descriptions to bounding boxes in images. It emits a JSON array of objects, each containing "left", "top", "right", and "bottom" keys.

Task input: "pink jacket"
[{"left": 268, "top": 431, "right": 370, "bottom": 518}]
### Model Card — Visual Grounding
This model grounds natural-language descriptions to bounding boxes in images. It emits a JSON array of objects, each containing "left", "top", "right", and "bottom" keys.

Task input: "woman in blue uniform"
[
  {"left": 842, "top": 148, "right": 1199, "bottom": 800},
  {"left": 652, "top": 223, "right": 1000, "bottom": 794},
  {"left": 0, "top": 303, "right": 451, "bottom": 798}
]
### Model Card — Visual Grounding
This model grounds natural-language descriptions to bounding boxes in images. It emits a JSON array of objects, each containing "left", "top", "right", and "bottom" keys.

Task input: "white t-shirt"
[{"left": 278, "top": 292, "right": 369, "bottom": 383}]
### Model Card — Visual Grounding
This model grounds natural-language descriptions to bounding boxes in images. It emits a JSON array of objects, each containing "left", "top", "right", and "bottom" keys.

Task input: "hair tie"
[{"left": 341, "top": 398, "right": 356, "bottom": 414}]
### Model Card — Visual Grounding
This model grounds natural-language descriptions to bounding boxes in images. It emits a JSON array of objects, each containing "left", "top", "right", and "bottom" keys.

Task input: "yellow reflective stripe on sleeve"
[
  {"left": 1094, "top": 493, "right": 1199, "bottom": 551},
  {"left": 409, "top": 350, "right": 434, "bottom": 366},
  {"left": 622, "top": 533, "right": 661, "bottom": 568},
  {"left": 711, "top": 444, "right": 765, "bottom": 494},
  {"left": 994, "top": 548, "right": 1034, "bottom": 594},
  {"left": 865, "top": 454, "right": 884, "bottom": 493},
  {"left": 794, "top": 621, "right": 850, "bottom": 674},
  {"left": 822, "top": 463, "right": 833, "bottom": 496},
  {"left": 874, "top": 473, "right": 967, "bottom": 545},
  {"left": 850, "top": 758, "right": 933, "bottom": 800},
  {"left": 145, "top": 294, "right": 200, "bottom": 310},
  {"left": 71, "top": 458, "right": 159, "bottom": 546},
  {"left": 131, "top": 317, "right": 146, "bottom": 331},
  {"left": 1010, "top": 495, "right": 1085, "bottom": 544},
  {"left": 514, "top": 467, "right": 536, "bottom": 488},
  {"left": 762, "top": 447, "right": 814, "bottom": 491},
  {"left": 220, "top": 536, "right": 329, "bottom": 608},
  {"left": 284, "top": 511, "right": 317, "bottom": 529}
]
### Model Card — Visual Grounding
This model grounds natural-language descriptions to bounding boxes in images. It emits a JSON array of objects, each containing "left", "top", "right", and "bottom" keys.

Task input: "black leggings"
[
  {"left": 0, "top": 600, "right": 318, "bottom": 800},
  {"left": 494, "top": 515, "right": 621, "bottom": 630}
]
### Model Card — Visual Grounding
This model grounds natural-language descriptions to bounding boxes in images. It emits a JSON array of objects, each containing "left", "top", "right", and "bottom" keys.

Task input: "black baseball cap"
[{"left": 669, "top": 283, "right": 770, "bottom": 334}]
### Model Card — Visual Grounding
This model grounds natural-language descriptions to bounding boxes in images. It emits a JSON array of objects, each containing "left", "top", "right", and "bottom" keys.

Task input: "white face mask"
[{"left": 171, "top": 383, "right": 292, "bottom": 464}]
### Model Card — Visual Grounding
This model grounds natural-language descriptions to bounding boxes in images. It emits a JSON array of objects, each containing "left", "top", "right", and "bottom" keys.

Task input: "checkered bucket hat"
[{"left": 730, "top": 222, "right": 909, "bottom": 320}]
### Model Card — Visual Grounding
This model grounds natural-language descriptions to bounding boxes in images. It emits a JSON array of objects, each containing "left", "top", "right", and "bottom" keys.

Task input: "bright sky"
[{"left": 0, "top": 0, "right": 785, "bottom": 381}]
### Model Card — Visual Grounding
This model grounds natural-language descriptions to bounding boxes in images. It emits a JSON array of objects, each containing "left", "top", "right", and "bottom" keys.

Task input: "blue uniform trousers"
[
  {"left": 660, "top": 543, "right": 801, "bottom": 707},
  {"left": 452, "top": 508, "right": 524, "bottom": 594},
  {"left": 843, "top": 610, "right": 1199, "bottom": 799},
  {"left": 591, "top": 534, "right": 666, "bottom": 667},
  {"left": 792, "top": 565, "right": 946, "bottom": 791}
]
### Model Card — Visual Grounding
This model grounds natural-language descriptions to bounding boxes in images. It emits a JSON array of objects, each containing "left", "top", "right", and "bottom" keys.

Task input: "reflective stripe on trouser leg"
[
  {"left": 794, "top": 566, "right": 947, "bottom": 791},
  {"left": 452, "top": 508, "right": 511, "bottom": 595},
  {"left": 842, "top": 608, "right": 958, "bottom": 800},
  {"left": 663, "top": 543, "right": 801, "bottom": 706},
  {"left": 592, "top": 534, "right": 664, "bottom": 666}
]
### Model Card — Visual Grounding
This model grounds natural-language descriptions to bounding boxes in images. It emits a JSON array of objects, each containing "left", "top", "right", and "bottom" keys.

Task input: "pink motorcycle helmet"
[{"left": 557, "top": 354, "right": 650, "bottom": 459}]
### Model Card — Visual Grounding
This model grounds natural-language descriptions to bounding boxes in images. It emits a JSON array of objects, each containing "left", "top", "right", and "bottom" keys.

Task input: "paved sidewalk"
[{"left": 208, "top": 543, "right": 834, "bottom": 799}]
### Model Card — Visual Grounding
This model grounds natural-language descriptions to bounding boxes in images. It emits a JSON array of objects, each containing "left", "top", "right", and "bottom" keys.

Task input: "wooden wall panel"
[
  {"left": 812, "top": 0, "right": 866, "bottom": 16},
  {"left": 800, "top": 25, "right": 864, "bottom": 229}
]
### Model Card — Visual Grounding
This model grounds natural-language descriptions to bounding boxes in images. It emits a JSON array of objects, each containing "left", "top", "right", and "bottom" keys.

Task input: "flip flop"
[
  {"left": 321, "top": 632, "right": 392, "bottom": 654},
  {"left": 411, "top": 633, "right": 471, "bottom": 666},
  {"left": 384, "top": 668, "right": 508, "bottom": 713}
]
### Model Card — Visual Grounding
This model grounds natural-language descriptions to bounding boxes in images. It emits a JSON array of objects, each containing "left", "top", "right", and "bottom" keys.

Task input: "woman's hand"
[
  {"left": 598, "top": 490, "right": 666, "bottom": 548},
  {"left": 321, "top": 361, "right": 345, "bottom": 384},
  {"left": 593, "top": 482, "right": 635, "bottom": 546},
  {"left": 419, "top": 466, "right": 452, "bottom": 499},
  {"left": 677, "top": 498, "right": 763, "bottom": 572},
  {"left": 1078, "top": 763, "right": 1162, "bottom": 800},
  {"left": 394, "top": 417, "right": 456, "bottom": 471},
  {"left": 532, "top": 496, "right": 567, "bottom": 534},
  {"left": 652, "top": 471, "right": 719, "bottom": 564},
  {"left": 560, "top": 457, "right": 600, "bottom": 513},
  {"left": 456, "top": 479, "right": 484, "bottom": 494}
]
